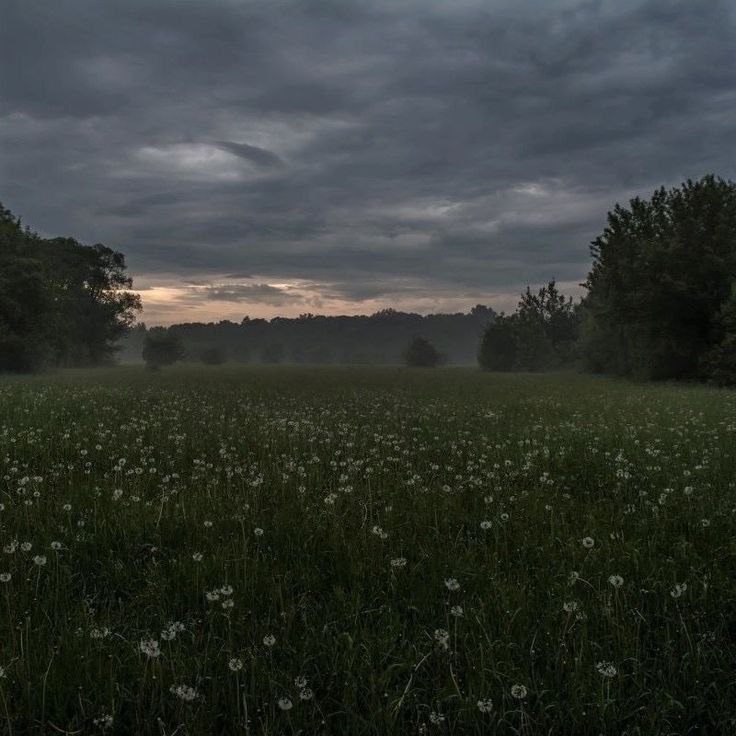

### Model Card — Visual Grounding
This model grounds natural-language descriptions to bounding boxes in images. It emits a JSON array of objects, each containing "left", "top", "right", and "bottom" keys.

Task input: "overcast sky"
[{"left": 2, "top": 0, "right": 735, "bottom": 324}]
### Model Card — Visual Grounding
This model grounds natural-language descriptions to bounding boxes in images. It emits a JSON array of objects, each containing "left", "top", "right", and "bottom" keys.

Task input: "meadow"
[{"left": 1, "top": 366, "right": 735, "bottom": 735}]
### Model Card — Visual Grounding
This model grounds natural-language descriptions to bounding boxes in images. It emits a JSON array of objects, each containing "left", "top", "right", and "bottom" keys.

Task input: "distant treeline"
[
  {"left": 119, "top": 306, "right": 496, "bottom": 365},
  {"left": 6, "top": 174, "right": 736, "bottom": 384},
  {"left": 0, "top": 203, "right": 140, "bottom": 372}
]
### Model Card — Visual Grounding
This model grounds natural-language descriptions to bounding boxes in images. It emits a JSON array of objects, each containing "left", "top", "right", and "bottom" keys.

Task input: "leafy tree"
[
  {"left": 0, "top": 206, "right": 55, "bottom": 371},
  {"left": 514, "top": 281, "right": 578, "bottom": 370},
  {"left": 142, "top": 329, "right": 185, "bottom": 370},
  {"left": 700, "top": 286, "right": 736, "bottom": 384},
  {"left": 478, "top": 282, "right": 579, "bottom": 372},
  {"left": 404, "top": 337, "right": 442, "bottom": 367},
  {"left": 581, "top": 176, "right": 736, "bottom": 380},
  {"left": 200, "top": 346, "right": 227, "bottom": 365},
  {"left": 478, "top": 314, "right": 518, "bottom": 371},
  {"left": 0, "top": 202, "right": 141, "bottom": 372}
]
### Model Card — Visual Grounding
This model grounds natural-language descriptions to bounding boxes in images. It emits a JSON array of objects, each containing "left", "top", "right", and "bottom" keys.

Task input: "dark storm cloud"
[
  {"left": 2, "top": 0, "right": 736, "bottom": 317},
  {"left": 213, "top": 142, "right": 284, "bottom": 169}
]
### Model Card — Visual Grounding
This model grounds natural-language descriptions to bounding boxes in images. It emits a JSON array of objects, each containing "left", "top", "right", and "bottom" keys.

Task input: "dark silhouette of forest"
[{"left": 119, "top": 306, "right": 496, "bottom": 366}]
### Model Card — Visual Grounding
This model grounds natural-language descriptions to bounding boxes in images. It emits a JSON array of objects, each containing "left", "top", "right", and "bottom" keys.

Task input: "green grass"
[{"left": 1, "top": 366, "right": 735, "bottom": 735}]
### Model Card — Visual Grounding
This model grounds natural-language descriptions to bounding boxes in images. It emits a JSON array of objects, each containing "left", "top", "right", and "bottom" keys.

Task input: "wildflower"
[
  {"left": 92, "top": 714, "right": 113, "bottom": 729},
  {"left": 228, "top": 657, "right": 244, "bottom": 672},
  {"left": 63, "top": 504, "right": 72, "bottom": 512},
  {"left": 500, "top": 513, "right": 509, "bottom": 522},
  {"left": 0, "top": 573, "right": 10, "bottom": 583},
  {"left": 263, "top": 634, "right": 276, "bottom": 647},
  {"left": 294, "top": 675, "right": 308, "bottom": 689},
  {"left": 206, "top": 591, "right": 220, "bottom": 602},
  {"left": 277, "top": 697, "right": 293, "bottom": 711},
  {"left": 450, "top": 605, "right": 464, "bottom": 618},
  {"left": 390, "top": 557, "right": 407, "bottom": 568},
  {"left": 50, "top": 541, "right": 62, "bottom": 551},
  {"left": 324, "top": 493, "right": 337, "bottom": 504},
  {"left": 161, "top": 622, "right": 184, "bottom": 641},
  {"left": 371, "top": 525, "right": 388, "bottom": 539},
  {"left": 581, "top": 537, "right": 595, "bottom": 549},
  {"left": 608, "top": 574, "right": 624, "bottom": 589},
  {"left": 220, "top": 584, "right": 234, "bottom": 596},
  {"left": 298, "top": 687, "right": 314, "bottom": 701},
  {"left": 510, "top": 684, "right": 527, "bottom": 699},
  {"left": 192, "top": 552, "right": 203, "bottom": 562},
  {"left": 0, "top": 666, "right": 5, "bottom": 678},
  {"left": 169, "top": 684, "right": 199, "bottom": 702},
  {"left": 433, "top": 628, "right": 450, "bottom": 650},
  {"left": 21, "top": 542, "right": 32, "bottom": 552},
  {"left": 563, "top": 601, "right": 579, "bottom": 613},
  {"left": 596, "top": 661, "right": 617, "bottom": 678},
  {"left": 429, "top": 711, "right": 445, "bottom": 724},
  {"left": 222, "top": 598, "right": 235, "bottom": 610},
  {"left": 203, "top": 520, "right": 213, "bottom": 528},
  {"left": 139, "top": 638, "right": 161, "bottom": 658},
  {"left": 568, "top": 571, "right": 580, "bottom": 584},
  {"left": 477, "top": 698, "right": 493, "bottom": 713},
  {"left": 33, "top": 555, "right": 47, "bottom": 566},
  {"left": 670, "top": 582, "right": 688, "bottom": 599},
  {"left": 254, "top": 527, "right": 264, "bottom": 537},
  {"left": 444, "top": 578, "right": 460, "bottom": 592},
  {"left": 90, "top": 627, "right": 110, "bottom": 640},
  {"left": 701, "top": 518, "right": 711, "bottom": 528},
  {"left": 480, "top": 520, "right": 492, "bottom": 530},
  {"left": 3, "top": 541, "right": 17, "bottom": 554}
]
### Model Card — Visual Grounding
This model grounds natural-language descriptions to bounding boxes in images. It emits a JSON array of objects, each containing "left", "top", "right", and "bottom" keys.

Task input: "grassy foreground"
[{"left": 1, "top": 366, "right": 735, "bottom": 735}]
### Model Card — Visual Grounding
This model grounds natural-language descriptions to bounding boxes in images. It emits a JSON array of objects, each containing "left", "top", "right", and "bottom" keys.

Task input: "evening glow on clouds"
[{"left": 2, "top": 0, "right": 735, "bottom": 325}]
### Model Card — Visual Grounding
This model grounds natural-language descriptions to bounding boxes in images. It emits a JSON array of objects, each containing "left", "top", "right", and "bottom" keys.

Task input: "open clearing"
[{"left": 1, "top": 367, "right": 735, "bottom": 734}]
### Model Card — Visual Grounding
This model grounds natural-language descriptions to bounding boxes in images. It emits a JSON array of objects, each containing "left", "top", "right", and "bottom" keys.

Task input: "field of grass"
[{"left": 1, "top": 366, "right": 735, "bottom": 735}]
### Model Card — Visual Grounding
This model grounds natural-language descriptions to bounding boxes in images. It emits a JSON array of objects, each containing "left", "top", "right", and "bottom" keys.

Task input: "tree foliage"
[
  {"left": 477, "top": 314, "right": 518, "bottom": 371},
  {"left": 0, "top": 203, "right": 141, "bottom": 372},
  {"left": 142, "top": 329, "right": 186, "bottom": 370},
  {"left": 478, "top": 281, "right": 579, "bottom": 372},
  {"left": 581, "top": 176, "right": 736, "bottom": 381},
  {"left": 404, "top": 337, "right": 442, "bottom": 367}
]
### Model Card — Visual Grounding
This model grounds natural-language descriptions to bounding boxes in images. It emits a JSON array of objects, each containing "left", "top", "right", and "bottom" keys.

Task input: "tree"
[
  {"left": 142, "top": 329, "right": 186, "bottom": 370},
  {"left": 404, "top": 337, "right": 441, "bottom": 367},
  {"left": 478, "top": 315, "right": 518, "bottom": 371},
  {"left": 581, "top": 176, "right": 736, "bottom": 380},
  {"left": 515, "top": 281, "right": 579, "bottom": 370},
  {"left": 200, "top": 346, "right": 227, "bottom": 365},
  {"left": 478, "top": 282, "right": 579, "bottom": 372},
  {"left": 700, "top": 285, "right": 736, "bottom": 384},
  {"left": 0, "top": 202, "right": 141, "bottom": 372}
]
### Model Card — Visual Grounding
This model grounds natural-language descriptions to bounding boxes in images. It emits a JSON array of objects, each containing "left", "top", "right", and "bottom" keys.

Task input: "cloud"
[
  {"left": 214, "top": 141, "right": 284, "bottom": 168},
  {"left": 199, "top": 282, "right": 301, "bottom": 305},
  {"left": 2, "top": 0, "right": 735, "bottom": 323}
]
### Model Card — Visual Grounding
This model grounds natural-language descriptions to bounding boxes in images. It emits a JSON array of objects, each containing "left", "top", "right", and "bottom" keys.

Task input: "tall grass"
[{"left": 1, "top": 366, "right": 734, "bottom": 734}]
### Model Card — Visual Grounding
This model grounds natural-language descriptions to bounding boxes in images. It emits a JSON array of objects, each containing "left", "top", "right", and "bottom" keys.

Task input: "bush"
[
  {"left": 478, "top": 316, "right": 518, "bottom": 371},
  {"left": 142, "top": 329, "right": 185, "bottom": 370},
  {"left": 404, "top": 337, "right": 441, "bottom": 367}
]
